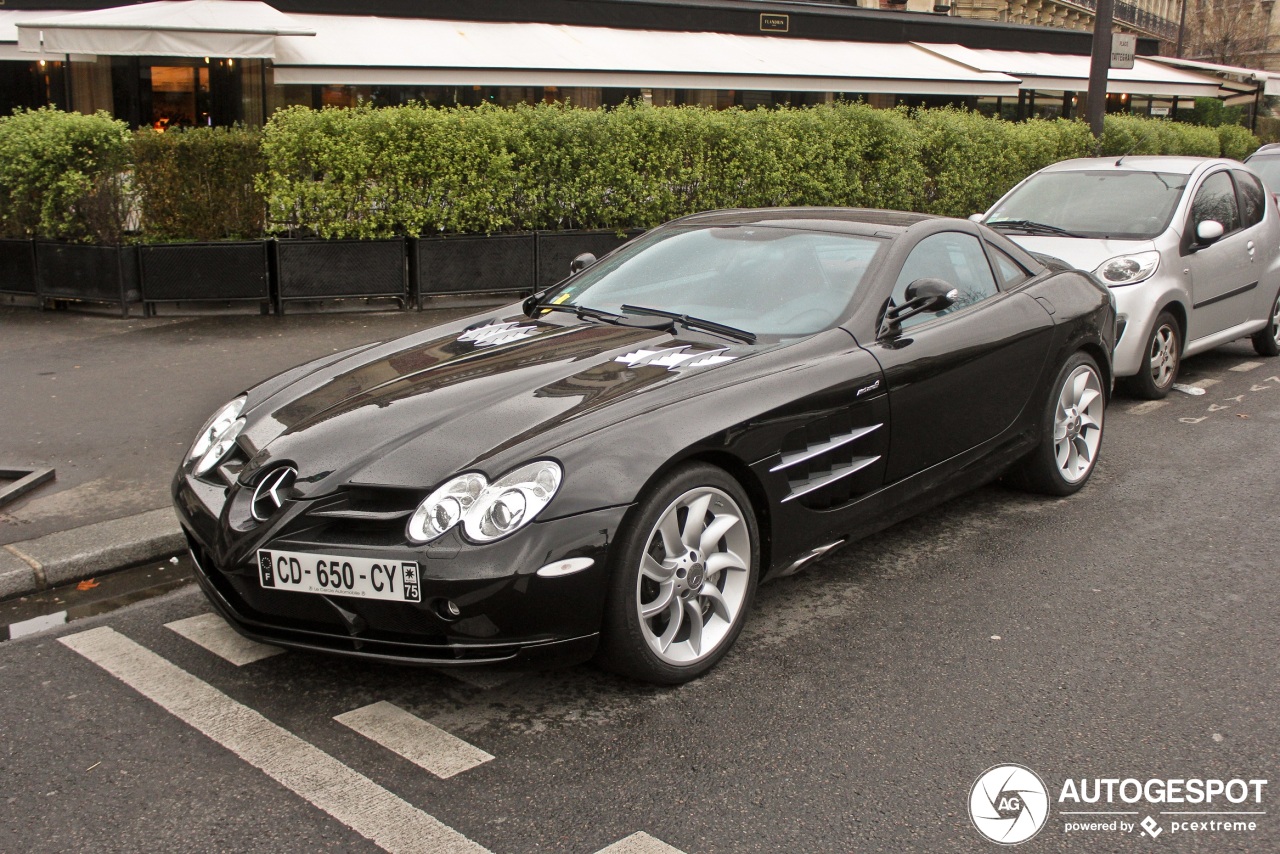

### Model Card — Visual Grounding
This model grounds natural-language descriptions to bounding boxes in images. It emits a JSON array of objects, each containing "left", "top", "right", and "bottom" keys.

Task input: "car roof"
[
  {"left": 673, "top": 207, "right": 939, "bottom": 236},
  {"left": 1034, "top": 156, "right": 1235, "bottom": 176}
]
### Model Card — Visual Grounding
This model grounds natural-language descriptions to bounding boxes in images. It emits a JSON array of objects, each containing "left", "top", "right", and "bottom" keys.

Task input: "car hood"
[
  {"left": 236, "top": 313, "right": 787, "bottom": 494},
  {"left": 1000, "top": 235, "right": 1159, "bottom": 273}
]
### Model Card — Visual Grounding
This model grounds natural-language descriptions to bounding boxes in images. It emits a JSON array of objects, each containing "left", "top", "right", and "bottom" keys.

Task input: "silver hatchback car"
[{"left": 981, "top": 157, "right": 1280, "bottom": 397}]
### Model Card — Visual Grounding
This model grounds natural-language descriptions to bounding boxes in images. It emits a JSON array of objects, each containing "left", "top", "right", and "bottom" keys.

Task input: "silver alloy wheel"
[
  {"left": 1148, "top": 322, "right": 1178, "bottom": 389},
  {"left": 635, "top": 486, "right": 752, "bottom": 666},
  {"left": 1054, "top": 364, "right": 1104, "bottom": 484}
]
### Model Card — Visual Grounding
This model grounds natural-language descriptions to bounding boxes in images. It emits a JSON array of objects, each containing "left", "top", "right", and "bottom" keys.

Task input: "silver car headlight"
[
  {"left": 407, "top": 461, "right": 563, "bottom": 545},
  {"left": 187, "top": 396, "right": 247, "bottom": 475},
  {"left": 1094, "top": 251, "right": 1160, "bottom": 287}
]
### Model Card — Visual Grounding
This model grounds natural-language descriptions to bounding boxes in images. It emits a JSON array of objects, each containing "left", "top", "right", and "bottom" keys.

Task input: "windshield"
[
  {"left": 988, "top": 170, "right": 1189, "bottom": 240},
  {"left": 541, "top": 225, "right": 884, "bottom": 337},
  {"left": 1246, "top": 155, "right": 1280, "bottom": 194}
]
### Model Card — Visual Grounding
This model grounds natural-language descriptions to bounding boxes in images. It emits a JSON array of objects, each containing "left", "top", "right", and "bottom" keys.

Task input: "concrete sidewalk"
[{"left": 0, "top": 299, "right": 500, "bottom": 599}]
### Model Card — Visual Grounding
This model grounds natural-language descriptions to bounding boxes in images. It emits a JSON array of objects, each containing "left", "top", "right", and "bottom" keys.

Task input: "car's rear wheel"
[
  {"left": 1252, "top": 288, "right": 1280, "bottom": 357},
  {"left": 1010, "top": 351, "right": 1105, "bottom": 496},
  {"left": 1121, "top": 311, "right": 1180, "bottom": 399},
  {"left": 597, "top": 464, "right": 758, "bottom": 684}
]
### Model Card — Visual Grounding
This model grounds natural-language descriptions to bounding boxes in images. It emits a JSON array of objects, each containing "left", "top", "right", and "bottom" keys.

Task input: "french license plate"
[{"left": 258, "top": 549, "right": 421, "bottom": 603}]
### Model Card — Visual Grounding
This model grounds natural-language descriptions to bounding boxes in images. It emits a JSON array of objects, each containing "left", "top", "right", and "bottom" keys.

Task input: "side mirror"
[
  {"left": 569, "top": 252, "right": 596, "bottom": 276},
  {"left": 1195, "top": 220, "right": 1225, "bottom": 245},
  {"left": 880, "top": 278, "right": 959, "bottom": 337}
]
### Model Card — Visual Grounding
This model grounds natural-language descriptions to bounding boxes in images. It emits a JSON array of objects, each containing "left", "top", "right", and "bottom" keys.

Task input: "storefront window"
[{"left": 150, "top": 64, "right": 209, "bottom": 130}]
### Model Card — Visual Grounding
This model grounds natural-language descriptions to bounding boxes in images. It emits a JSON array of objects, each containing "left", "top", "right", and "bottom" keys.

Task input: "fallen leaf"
[
  {"left": 76, "top": 579, "right": 99, "bottom": 591},
  {"left": 1237, "top": 414, "right": 1250, "bottom": 419}
]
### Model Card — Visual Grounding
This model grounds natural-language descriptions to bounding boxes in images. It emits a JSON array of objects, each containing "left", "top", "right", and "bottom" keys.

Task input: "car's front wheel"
[
  {"left": 1010, "top": 351, "right": 1105, "bottom": 496},
  {"left": 1121, "top": 311, "right": 1180, "bottom": 399},
  {"left": 597, "top": 464, "right": 759, "bottom": 684},
  {"left": 1252, "top": 287, "right": 1280, "bottom": 357}
]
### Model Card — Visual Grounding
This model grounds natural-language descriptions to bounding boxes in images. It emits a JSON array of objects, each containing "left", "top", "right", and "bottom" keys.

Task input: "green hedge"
[
  {"left": 132, "top": 126, "right": 265, "bottom": 242},
  {"left": 0, "top": 107, "right": 131, "bottom": 241},
  {"left": 0, "top": 103, "right": 1263, "bottom": 242}
]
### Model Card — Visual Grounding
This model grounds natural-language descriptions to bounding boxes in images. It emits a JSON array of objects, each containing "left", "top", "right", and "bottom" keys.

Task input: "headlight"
[
  {"left": 187, "top": 396, "right": 246, "bottom": 475},
  {"left": 1094, "top": 251, "right": 1160, "bottom": 286},
  {"left": 406, "top": 460, "right": 563, "bottom": 545}
]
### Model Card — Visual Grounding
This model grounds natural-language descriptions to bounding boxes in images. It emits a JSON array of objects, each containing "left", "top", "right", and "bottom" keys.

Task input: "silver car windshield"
[
  {"left": 989, "top": 170, "right": 1189, "bottom": 240},
  {"left": 542, "top": 225, "right": 884, "bottom": 337}
]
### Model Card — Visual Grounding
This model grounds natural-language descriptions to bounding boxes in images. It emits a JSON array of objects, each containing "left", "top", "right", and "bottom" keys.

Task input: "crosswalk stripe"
[
  {"left": 595, "top": 832, "right": 687, "bottom": 854},
  {"left": 336, "top": 701, "right": 494, "bottom": 779},
  {"left": 166, "top": 613, "right": 284, "bottom": 666},
  {"left": 60, "top": 627, "right": 491, "bottom": 854}
]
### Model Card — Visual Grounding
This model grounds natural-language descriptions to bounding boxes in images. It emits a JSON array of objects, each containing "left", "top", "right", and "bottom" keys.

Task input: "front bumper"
[{"left": 175, "top": 470, "right": 630, "bottom": 668}]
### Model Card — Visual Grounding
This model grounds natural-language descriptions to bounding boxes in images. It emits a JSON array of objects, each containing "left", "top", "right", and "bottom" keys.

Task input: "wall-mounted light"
[
  {"left": 38, "top": 59, "right": 46, "bottom": 68},
  {"left": 227, "top": 58, "right": 234, "bottom": 68}
]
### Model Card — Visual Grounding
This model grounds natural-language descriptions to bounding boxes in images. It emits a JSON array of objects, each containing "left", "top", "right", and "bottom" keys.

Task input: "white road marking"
[
  {"left": 1188, "top": 378, "right": 1221, "bottom": 389},
  {"left": 595, "top": 832, "right": 687, "bottom": 854},
  {"left": 1230, "top": 361, "right": 1263, "bottom": 372},
  {"left": 60, "top": 627, "right": 491, "bottom": 854},
  {"left": 335, "top": 701, "right": 494, "bottom": 779},
  {"left": 166, "top": 613, "right": 284, "bottom": 666},
  {"left": 1128, "top": 400, "right": 1169, "bottom": 415}
]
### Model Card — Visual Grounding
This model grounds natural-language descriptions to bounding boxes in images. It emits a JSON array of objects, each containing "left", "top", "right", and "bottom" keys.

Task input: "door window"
[
  {"left": 892, "top": 232, "right": 1000, "bottom": 328},
  {"left": 1191, "top": 171, "right": 1241, "bottom": 235},
  {"left": 1235, "top": 170, "right": 1266, "bottom": 228}
]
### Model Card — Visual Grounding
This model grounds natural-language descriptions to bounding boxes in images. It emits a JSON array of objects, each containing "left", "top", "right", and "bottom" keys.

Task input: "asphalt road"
[
  {"left": 2, "top": 333, "right": 1278, "bottom": 853},
  {"left": 0, "top": 303, "right": 491, "bottom": 545}
]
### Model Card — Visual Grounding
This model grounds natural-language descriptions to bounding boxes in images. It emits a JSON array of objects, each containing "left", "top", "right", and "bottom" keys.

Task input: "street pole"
[{"left": 1087, "top": 0, "right": 1116, "bottom": 139}]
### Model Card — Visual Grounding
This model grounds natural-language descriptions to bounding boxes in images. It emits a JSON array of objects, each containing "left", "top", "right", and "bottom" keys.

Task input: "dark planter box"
[
  {"left": 414, "top": 233, "right": 536, "bottom": 305},
  {"left": 140, "top": 241, "right": 271, "bottom": 316},
  {"left": 275, "top": 238, "right": 408, "bottom": 314},
  {"left": 36, "top": 241, "right": 139, "bottom": 317},
  {"left": 535, "top": 229, "right": 642, "bottom": 288},
  {"left": 0, "top": 238, "right": 37, "bottom": 296}
]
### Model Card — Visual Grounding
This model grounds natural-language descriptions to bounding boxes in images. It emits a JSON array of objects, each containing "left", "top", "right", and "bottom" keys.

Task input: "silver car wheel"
[
  {"left": 1148, "top": 322, "right": 1178, "bottom": 389},
  {"left": 635, "top": 486, "right": 751, "bottom": 666},
  {"left": 1054, "top": 364, "right": 1104, "bottom": 484}
]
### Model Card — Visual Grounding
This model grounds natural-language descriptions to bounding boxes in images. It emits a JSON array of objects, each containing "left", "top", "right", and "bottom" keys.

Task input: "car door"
[
  {"left": 860, "top": 228, "right": 1056, "bottom": 484},
  {"left": 1184, "top": 168, "right": 1264, "bottom": 341}
]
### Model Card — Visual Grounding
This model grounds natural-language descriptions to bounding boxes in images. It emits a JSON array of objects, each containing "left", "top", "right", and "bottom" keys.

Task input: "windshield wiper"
[
  {"left": 620, "top": 304, "right": 757, "bottom": 344},
  {"left": 531, "top": 302, "right": 625, "bottom": 324},
  {"left": 987, "top": 219, "right": 1082, "bottom": 238}
]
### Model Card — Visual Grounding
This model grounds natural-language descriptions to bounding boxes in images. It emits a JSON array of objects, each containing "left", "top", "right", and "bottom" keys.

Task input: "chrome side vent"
[
  {"left": 773, "top": 410, "right": 887, "bottom": 509},
  {"left": 782, "top": 456, "right": 882, "bottom": 503}
]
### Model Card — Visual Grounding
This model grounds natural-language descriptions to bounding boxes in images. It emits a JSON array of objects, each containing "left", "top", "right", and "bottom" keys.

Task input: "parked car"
[
  {"left": 174, "top": 208, "right": 1115, "bottom": 684},
  {"left": 1244, "top": 143, "right": 1280, "bottom": 203},
  {"left": 980, "top": 157, "right": 1280, "bottom": 398}
]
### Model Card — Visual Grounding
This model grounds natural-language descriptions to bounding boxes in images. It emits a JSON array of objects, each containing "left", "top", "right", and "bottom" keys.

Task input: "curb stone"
[{"left": 0, "top": 508, "right": 184, "bottom": 600}]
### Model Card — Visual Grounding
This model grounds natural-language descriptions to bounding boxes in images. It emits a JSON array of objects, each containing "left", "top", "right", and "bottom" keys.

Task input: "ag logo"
[
  {"left": 251, "top": 466, "right": 297, "bottom": 522},
  {"left": 969, "top": 764, "right": 1050, "bottom": 845}
]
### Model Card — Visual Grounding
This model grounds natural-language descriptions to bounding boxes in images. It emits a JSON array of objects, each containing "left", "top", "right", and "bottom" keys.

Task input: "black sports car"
[{"left": 174, "top": 208, "right": 1115, "bottom": 684}]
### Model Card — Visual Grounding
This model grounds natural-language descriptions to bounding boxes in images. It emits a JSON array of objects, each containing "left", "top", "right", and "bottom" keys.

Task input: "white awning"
[
  {"left": 15, "top": 0, "right": 314, "bottom": 59},
  {"left": 0, "top": 11, "right": 66, "bottom": 60},
  {"left": 1147, "top": 55, "right": 1280, "bottom": 97},
  {"left": 271, "top": 15, "right": 1022, "bottom": 96},
  {"left": 914, "top": 43, "right": 1227, "bottom": 98}
]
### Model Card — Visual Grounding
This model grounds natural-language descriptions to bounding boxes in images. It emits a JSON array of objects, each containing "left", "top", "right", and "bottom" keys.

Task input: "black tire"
[
  {"left": 596, "top": 463, "right": 759, "bottom": 685},
  {"left": 1119, "top": 311, "right": 1180, "bottom": 399},
  {"left": 1252, "top": 288, "right": 1280, "bottom": 357},
  {"left": 1010, "top": 351, "right": 1106, "bottom": 496}
]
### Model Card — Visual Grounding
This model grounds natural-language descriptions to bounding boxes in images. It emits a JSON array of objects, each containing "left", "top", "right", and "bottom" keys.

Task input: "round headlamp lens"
[
  {"left": 194, "top": 417, "right": 246, "bottom": 476},
  {"left": 407, "top": 473, "right": 486, "bottom": 544},
  {"left": 188, "top": 396, "right": 246, "bottom": 464}
]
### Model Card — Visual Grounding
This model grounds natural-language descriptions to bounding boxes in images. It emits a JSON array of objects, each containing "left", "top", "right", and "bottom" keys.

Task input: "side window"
[
  {"left": 1235, "top": 170, "right": 1266, "bottom": 228},
  {"left": 1191, "top": 171, "right": 1241, "bottom": 234},
  {"left": 893, "top": 232, "right": 1000, "bottom": 328},
  {"left": 988, "top": 244, "right": 1030, "bottom": 289}
]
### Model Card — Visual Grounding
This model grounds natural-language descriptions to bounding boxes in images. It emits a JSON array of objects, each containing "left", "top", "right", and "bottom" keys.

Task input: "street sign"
[{"left": 1111, "top": 33, "right": 1136, "bottom": 70}]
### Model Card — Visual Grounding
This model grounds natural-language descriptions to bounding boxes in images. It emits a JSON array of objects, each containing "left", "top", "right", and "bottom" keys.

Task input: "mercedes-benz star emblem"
[{"left": 251, "top": 466, "right": 298, "bottom": 522}]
